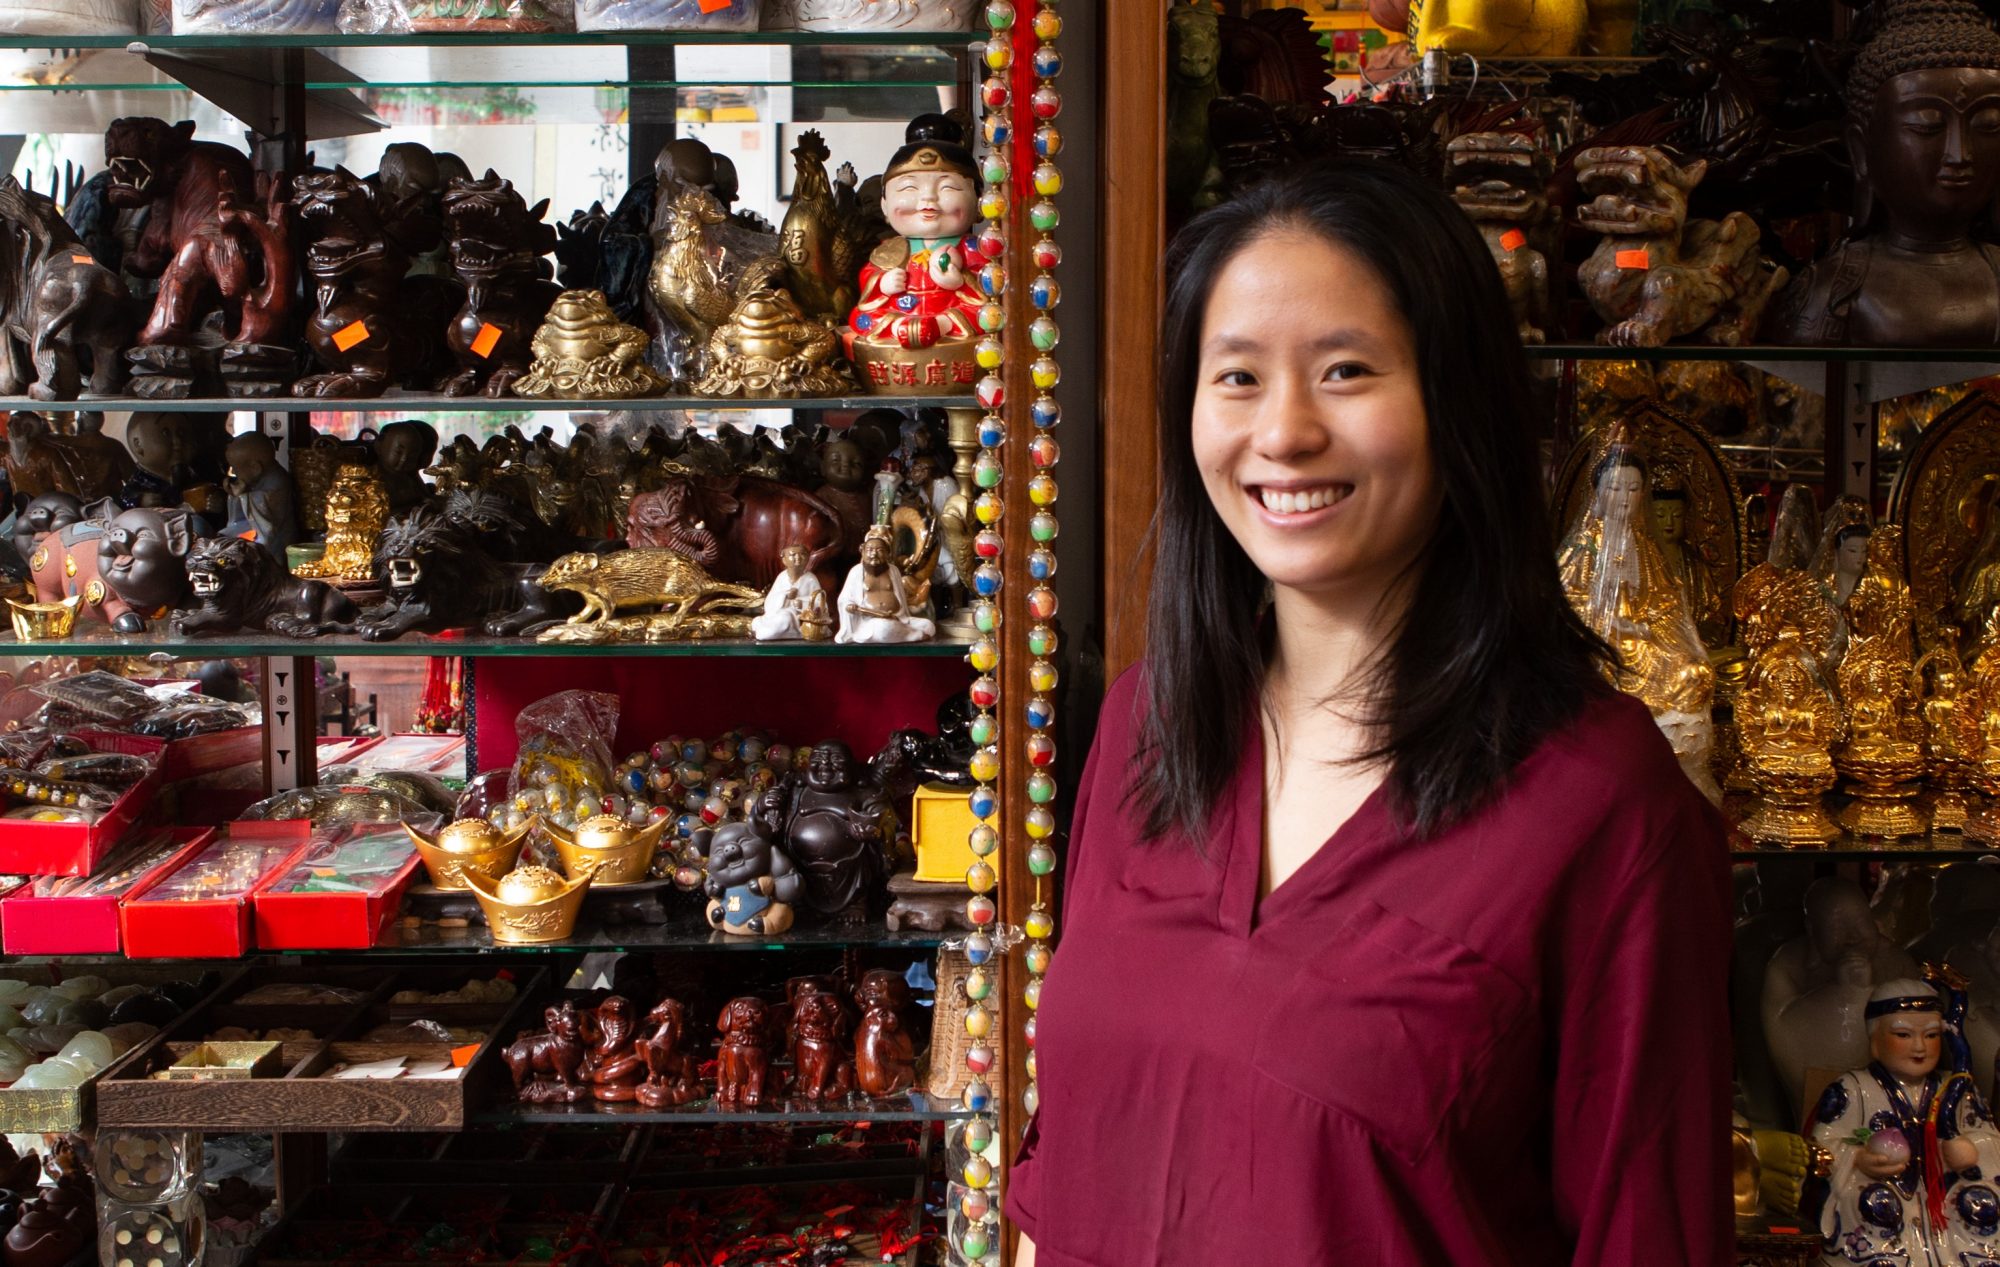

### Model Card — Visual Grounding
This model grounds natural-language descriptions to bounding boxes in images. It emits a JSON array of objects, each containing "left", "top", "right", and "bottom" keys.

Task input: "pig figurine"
[
  {"left": 702, "top": 804, "right": 805, "bottom": 936},
  {"left": 29, "top": 504, "right": 197, "bottom": 632}
]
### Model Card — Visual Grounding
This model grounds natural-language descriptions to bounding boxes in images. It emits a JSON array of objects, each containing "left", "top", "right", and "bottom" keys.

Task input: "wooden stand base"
[
  {"left": 884, "top": 872, "right": 977, "bottom": 933},
  {"left": 405, "top": 879, "right": 680, "bottom": 927}
]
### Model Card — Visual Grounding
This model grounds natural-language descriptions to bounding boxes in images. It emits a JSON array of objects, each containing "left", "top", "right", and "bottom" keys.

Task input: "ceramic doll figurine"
[
  {"left": 1764, "top": 878, "right": 1925, "bottom": 1122},
  {"left": 580, "top": 995, "right": 645, "bottom": 1103},
  {"left": 843, "top": 114, "right": 987, "bottom": 395},
  {"left": 837, "top": 526, "right": 936, "bottom": 644},
  {"left": 714, "top": 996, "right": 773, "bottom": 1109},
  {"left": 220, "top": 432, "right": 297, "bottom": 558},
  {"left": 752, "top": 543, "right": 831, "bottom": 641},
  {"left": 117, "top": 413, "right": 193, "bottom": 510},
  {"left": 702, "top": 800, "right": 805, "bottom": 936},
  {"left": 637, "top": 997, "right": 702, "bottom": 1108},
  {"left": 1806, "top": 976, "right": 2000, "bottom": 1265},
  {"left": 853, "top": 967, "right": 917, "bottom": 1098}
]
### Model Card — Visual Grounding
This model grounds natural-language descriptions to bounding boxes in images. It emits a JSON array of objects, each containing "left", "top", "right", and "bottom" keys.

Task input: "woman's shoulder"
[{"left": 1512, "top": 688, "right": 1720, "bottom": 850}]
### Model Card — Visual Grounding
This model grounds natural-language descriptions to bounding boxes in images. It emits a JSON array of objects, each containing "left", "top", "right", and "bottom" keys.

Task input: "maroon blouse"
[{"left": 1006, "top": 668, "right": 1733, "bottom": 1265}]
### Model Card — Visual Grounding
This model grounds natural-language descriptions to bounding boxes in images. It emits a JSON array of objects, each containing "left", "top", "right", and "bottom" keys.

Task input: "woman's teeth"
[{"left": 1258, "top": 486, "right": 1348, "bottom": 514}]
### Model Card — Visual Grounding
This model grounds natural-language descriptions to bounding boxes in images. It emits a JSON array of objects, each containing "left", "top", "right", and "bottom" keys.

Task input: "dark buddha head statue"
[{"left": 1846, "top": 0, "right": 2000, "bottom": 244}]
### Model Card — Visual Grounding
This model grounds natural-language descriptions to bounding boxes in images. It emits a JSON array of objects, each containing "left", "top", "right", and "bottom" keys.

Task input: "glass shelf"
[
  {"left": 0, "top": 393, "right": 968, "bottom": 414},
  {"left": 0, "top": 631, "right": 971, "bottom": 659},
  {"left": 0, "top": 31, "right": 980, "bottom": 50},
  {"left": 1530, "top": 343, "right": 2000, "bottom": 364},
  {"left": 479, "top": 1090, "right": 976, "bottom": 1125},
  {"left": 6, "top": 918, "right": 946, "bottom": 962},
  {"left": 1731, "top": 835, "right": 2000, "bottom": 862}
]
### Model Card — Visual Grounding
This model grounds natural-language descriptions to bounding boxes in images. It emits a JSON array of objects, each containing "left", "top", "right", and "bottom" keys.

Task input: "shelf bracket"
[{"left": 261, "top": 656, "right": 318, "bottom": 797}]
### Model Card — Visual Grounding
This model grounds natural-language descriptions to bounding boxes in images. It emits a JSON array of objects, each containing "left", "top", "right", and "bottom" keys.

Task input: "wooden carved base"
[{"left": 885, "top": 872, "right": 978, "bottom": 933}]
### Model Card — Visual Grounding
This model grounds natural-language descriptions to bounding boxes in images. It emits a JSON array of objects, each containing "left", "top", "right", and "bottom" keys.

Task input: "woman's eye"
[
  {"left": 1216, "top": 370, "right": 1256, "bottom": 388},
  {"left": 1325, "top": 362, "right": 1369, "bottom": 382}
]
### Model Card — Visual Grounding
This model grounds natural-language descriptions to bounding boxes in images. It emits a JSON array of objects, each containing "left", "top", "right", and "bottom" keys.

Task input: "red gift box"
[
  {"left": 0, "top": 733, "right": 167, "bottom": 877},
  {"left": 2, "top": 827, "right": 211, "bottom": 955},
  {"left": 252, "top": 828, "right": 425, "bottom": 951},
  {"left": 119, "top": 822, "right": 311, "bottom": 959}
]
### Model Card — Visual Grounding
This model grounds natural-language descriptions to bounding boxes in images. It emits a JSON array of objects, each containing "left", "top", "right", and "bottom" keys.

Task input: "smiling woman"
[{"left": 1005, "top": 161, "right": 1734, "bottom": 1266}]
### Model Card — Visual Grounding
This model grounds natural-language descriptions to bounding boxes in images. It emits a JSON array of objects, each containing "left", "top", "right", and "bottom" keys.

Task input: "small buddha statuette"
[{"left": 1768, "top": 0, "right": 2000, "bottom": 346}]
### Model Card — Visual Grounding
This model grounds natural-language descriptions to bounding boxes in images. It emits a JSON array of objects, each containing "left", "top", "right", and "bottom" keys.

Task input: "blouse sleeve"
[
  {"left": 1550, "top": 796, "right": 1733, "bottom": 1267},
  {"left": 1003, "top": 667, "right": 1139, "bottom": 1242}
]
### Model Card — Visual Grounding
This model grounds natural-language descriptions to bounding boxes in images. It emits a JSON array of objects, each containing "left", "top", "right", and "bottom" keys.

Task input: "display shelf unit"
[
  {"left": 0, "top": 13, "right": 1059, "bottom": 1264},
  {"left": 1, "top": 633, "right": 973, "bottom": 657}
]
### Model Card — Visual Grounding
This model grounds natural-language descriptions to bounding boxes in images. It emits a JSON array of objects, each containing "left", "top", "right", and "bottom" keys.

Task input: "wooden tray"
[{"left": 95, "top": 967, "right": 541, "bottom": 1132}]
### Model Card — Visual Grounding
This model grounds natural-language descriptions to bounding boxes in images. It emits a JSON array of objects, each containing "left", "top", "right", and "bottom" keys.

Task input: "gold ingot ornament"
[
  {"left": 541, "top": 814, "right": 668, "bottom": 887},
  {"left": 8, "top": 596, "right": 80, "bottom": 642},
  {"left": 405, "top": 818, "right": 532, "bottom": 890},
  {"left": 464, "top": 865, "right": 592, "bottom": 945}
]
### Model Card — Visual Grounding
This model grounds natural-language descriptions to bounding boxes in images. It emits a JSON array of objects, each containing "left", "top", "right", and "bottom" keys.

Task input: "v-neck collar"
[{"left": 1218, "top": 710, "right": 1395, "bottom": 937}]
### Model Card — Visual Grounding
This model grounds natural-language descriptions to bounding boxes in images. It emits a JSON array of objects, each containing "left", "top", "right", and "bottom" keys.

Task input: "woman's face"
[{"left": 1191, "top": 231, "right": 1439, "bottom": 605}]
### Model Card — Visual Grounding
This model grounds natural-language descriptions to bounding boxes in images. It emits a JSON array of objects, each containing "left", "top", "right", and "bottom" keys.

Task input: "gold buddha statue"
[
  {"left": 293, "top": 463, "right": 390, "bottom": 583},
  {"left": 1650, "top": 460, "right": 1727, "bottom": 647},
  {"left": 1833, "top": 528, "right": 1927, "bottom": 837},
  {"left": 1559, "top": 447, "right": 1717, "bottom": 797},
  {"left": 1965, "top": 609, "right": 2000, "bottom": 844},
  {"left": 1921, "top": 627, "right": 1974, "bottom": 831},
  {"left": 1737, "top": 625, "right": 1845, "bottom": 846}
]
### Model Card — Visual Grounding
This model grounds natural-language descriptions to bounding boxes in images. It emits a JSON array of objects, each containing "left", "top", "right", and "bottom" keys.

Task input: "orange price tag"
[
  {"left": 69, "top": 254, "right": 94, "bottom": 265},
  {"left": 1614, "top": 248, "right": 1650, "bottom": 270},
  {"left": 1498, "top": 229, "right": 1526, "bottom": 252},
  {"left": 450, "top": 1044, "right": 481, "bottom": 1068},
  {"left": 471, "top": 323, "right": 503, "bottom": 359},
  {"left": 332, "top": 320, "right": 370, "bottom": 351},
  {"left": 698, "top": 0, "right": 732, "bottom": 10}
]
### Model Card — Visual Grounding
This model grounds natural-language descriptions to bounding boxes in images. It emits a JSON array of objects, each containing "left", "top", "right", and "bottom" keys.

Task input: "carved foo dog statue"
[{"left": 1574, "top": 146, "right": 1787, "bottom": 349}]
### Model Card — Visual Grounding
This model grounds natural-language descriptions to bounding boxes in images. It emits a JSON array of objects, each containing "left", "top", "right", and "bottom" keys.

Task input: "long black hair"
[{"left": 1134, "top": 159, "right": 1609, "bottom": 843}]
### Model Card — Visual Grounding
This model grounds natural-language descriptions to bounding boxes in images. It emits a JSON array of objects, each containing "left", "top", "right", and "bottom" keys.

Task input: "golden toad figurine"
[
  {"left": 293, "top": 463, "right": 390, "bottom": 582},
  {"left": 514, "top": 289, "right": 669, "bottom": 400},
  {"left": 1558, "top": 449, "right": 1718, "bottom": 797},
  {"left": 692, "top": 287, "right": 856, "bottom": 398},
  {"left": 1737, "top": 626, "right": 1846, "bottom": 846}
]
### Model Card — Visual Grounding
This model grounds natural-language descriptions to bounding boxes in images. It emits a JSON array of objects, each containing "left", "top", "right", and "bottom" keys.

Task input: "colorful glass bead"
[
  {"left": 1028, "top": 549, "right": 1057, "bottom": 581},
  {"left": 1026, "top": 906, "right": 1056, "bottom": 939},
  {"left": 1028, "top": 618, "right": 1060, "bottom": 653},
  {"left": 966, "top": 968, "right": 993, "bottom": 1002},
  {"left": 979, "top": 415, "right": 1008, "bottom": 448},
  {"left": 964, "top": 1118, "right": 995, "bottom": 1153},
  {"left": 978, "top": 190, "right": 1008, "bottom": 222},
  {"left": 1031, "top": 357, "right": 1061, "bottom": 390},
  {"left": 1033, "top": 45, "right": 1062, "bottom": 77},
  {"left": 966, "top": 1044, "right": 996, "bottom": 1075},
  {"left": 1030, "top": 274, "right": 1060, "bottom": 308},
  {"left": 1024, "top": 977, "right": 1043, "bottom": 1009},
  {"left": 1028, "top": 474, "right": 1058, "bottom": 506},
  {"left": 975, "top": 339, "right": 1003, "bottom": 372},
  {"left": 1030, "top": 316, "right": 1060, "bottom": 351},
  {"left": 978, "top": 299, "right": 1006, "bottom": 332},
  {"left": 983, "top": 39, "right": 1012, "bottom": 70},
  {"left": 1026, "top": 806, "right": 1056, "bottom": 840},
  {"left": 1030, "top": 658, "right": 1059, "bottom": 692},
  {"left": 1031, "top": 83, "right": 1062, "bottom": 118},
  {"left": 1030, "top": 512, "right": 1059, "bottom": 543},
  {"left": 1028, "top": 774, "right": 1057, "bottom": 806},
  {"left": 1033, "top": 7, "right": 1061, "bottom": 38},
  {"left": 969, "top": 822, "right": 998, "bottom": 855},
  {"left": 1027, "top": 1049, "right": 1038, "bottom": 1081},
  {"left": 963, "top": 1223, "right": 991, "bottom": 1259},
  {"left": 974, "top": 600, "right": 999, "bottom": 633},
  {"left": 976, "top": 375, "right": 1005, "bottom": 409},
  {"left": 977, "top": 229, "right": 1006, "bottom": 259},
  {"left": 1032, "top": 723, "right": 1064, "bottom": 763},
  {"left": 1027, "top": 696, "right": 1056, "bottom": 730},
  {"left": 968, "top": 638, "right": 998, "bottom": 672},
  {"left": 967, "top": 860, "right": 997, "bottom": 893},
  {"left": 965, "top": 1156, "right": 993, "bottom": 1188},
  {"left": 968, "top": 714, "right": 997, "bottom": 748},
  {"left": 1033, "top": 161, "right": 1063, "bottom": 196},
  {"left": 973, "top": 563, "right": 1003, "bottom": 597},
  {"left": 974, "top": 454, "right": 1003, "bottom": 489},
  {"left": 969, "top": 745, "right": 1000, "bottom": 783},
  {"left": 977, "top": 262, "right": 1005, "bottom": 297},
  {"left": 961, "top": 1189, "right": 992, "bottom": 1222},
  {"left": 969, "top": 784, "right": 997, "bottom": 820},
  {"left": 1026, "top": 941, "right": 1053, "bottom": 974},
  {"left": 1024, "top": 1082, "right": 1040, "bottom": 1115},
  {"left": 970, "top": 676, "right": 1000, "bottom": 709},
  {"left": 1031, "top": 395, "right": 1061, "bottom": 427},
  {"left": 983, "top": 115, "right": 1010, "bottom": 147},
  {"left": 966, "top": 895, "right": 998, "bottom": 926},
  {"left": 1032, "top": 433, "right": 1060, "bottom": 467},
  {"left": 985, "top": 0, "right": 1013, "bottom": 29},
  {"left": 974, "top": 530, "right": 1004, "bottom": 560},
  {"left": 1029, "top": 586, "right": 1059, "bottom": 619},
  {"left": 975, "top": 492, "right": 1004, "bottom": 524},
  {"left": 982, "top": 155, "right": 1009, "bottom": 187},
  {"left": 963, "top": 1076, "right": 993, "bottom": 1109},
  {"left": 1024, "top": 1015, "right": 1036, "bottom": 1048}
]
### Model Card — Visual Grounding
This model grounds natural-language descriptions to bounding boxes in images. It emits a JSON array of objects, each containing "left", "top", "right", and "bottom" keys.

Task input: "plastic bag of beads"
[
  {"left": 337, "top": 0, "right": 571, "bottom": 32},
  {"left": 173, "top": 0, "right": 339, "bottom": 31},
  {"left": 509, "top": 691, "right": 619, "bottom": 830},
  {"left": 128, "top": 696, "right": 253, "bottom": 741},
  {"left": 28, "top": 672, "right": 155, "bottom": 727},
  {"left": 577, "top": 0, "right": 757, "bottom": 32}
]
